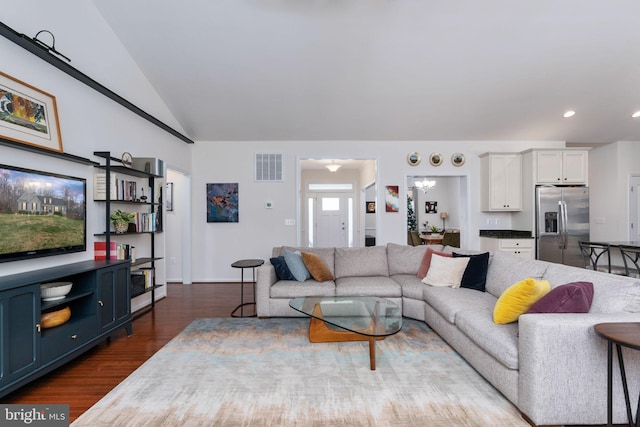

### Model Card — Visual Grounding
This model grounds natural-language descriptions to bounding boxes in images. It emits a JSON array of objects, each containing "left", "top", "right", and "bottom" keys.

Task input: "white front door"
[
  {"left": 310, "top": 193, "right": 352, "bottom": 248},
  {"left": 630, "top": 175, "right": 640, "bottom": 240}
]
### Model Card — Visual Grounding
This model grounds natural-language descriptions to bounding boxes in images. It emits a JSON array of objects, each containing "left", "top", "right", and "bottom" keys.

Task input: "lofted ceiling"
[{"left": 93, "top": 0, "right": 640, "bottom": 143}]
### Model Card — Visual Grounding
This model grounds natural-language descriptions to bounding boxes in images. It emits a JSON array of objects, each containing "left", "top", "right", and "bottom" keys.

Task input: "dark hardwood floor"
[{"left": 4, "top": 282, "right": 251, "bottom": 423}]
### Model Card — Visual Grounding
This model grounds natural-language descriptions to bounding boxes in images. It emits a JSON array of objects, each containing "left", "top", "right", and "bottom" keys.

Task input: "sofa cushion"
[
  {"left": 302, "top": 252, "right": 334, "bottom": 282},
  {"left": 485, "top": 252, "right": 549, "bottom": 298},
  {"left": 270, "top": 256, "right": 296, "bottom": 281},
  {"left": 453, "top": 252, "right": 490, "bottom": 292},
  {"left": 335, "top": 276, "right": 401, "bottom": 298},
  {"left": 270, "top": 280, "right": 336, "bottom": 298},
  {"left": 527, "top": 281, "right": 594, "bottom": 314},
  {"left": 422, "top": 254, "right": 470, "bottom": 288},
  {"left": 417, "top": 247, "right": 451, "bottom": 279},
  {"left": 493, "top": 278, "right": 551, "bottom": 324},
  {"left": 283, "top": 250, "right": 312, "bottom": 282},
  {"left": 392, "top": 274, "right": 426, "bottom": 300},
  {"left": 423, "top": 286, "right": 498, "bottom": 324},
  {"left": 335, "top": 247, "right": 389, "bottom": 278},
  {"left": 387, "top": 243, "right": 427, "bottom": 276},
  {"left": 281, "top": 247, "right": 336, "bottom": 276},
  {"left": 542, "top": 263, "right": 640, "bottom": 313},
  {"left": 456, "top": 309, "right": 520, "bottom": 370}
]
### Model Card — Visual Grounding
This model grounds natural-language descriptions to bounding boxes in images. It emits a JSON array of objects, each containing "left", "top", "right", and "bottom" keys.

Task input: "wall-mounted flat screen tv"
[{"left": 0, "top": 164, "right": 86, "bottom": 263}]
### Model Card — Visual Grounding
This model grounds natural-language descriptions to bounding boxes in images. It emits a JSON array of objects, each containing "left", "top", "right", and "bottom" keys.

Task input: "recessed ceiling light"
[
  {"left": 632, "top": 111, "right": 640, "bottom": 118},
  {"left": 563, "top": 110, "right": 576, "bottom": 118}
]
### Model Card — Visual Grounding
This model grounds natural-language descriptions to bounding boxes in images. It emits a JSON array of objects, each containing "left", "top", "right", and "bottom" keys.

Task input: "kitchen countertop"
[{"left": 479, "top": 229, "right": 533, "bottom": 238}]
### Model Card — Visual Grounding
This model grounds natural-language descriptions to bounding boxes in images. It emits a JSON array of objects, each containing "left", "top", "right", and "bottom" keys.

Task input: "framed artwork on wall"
[
  {"left": 429, "top": 152, "right": 443, "bottom": 167},
  {"left": 385, "top": 186, "right": 399, "bottom": 212},
  {"left": 425, "top": 201, "right": 438, "bottom": 213},
  {"left": 166, "top": 182, "right": 174, "bottom": 211},
  {"left": 206, "top": 183, "right": 239, "bottom": 222},
  {"left": 0, "top": 71, "right": 63, "bottom": 152},
  {"left": 366, "top": 201, "right": 376, "bottom": 213},
  {"left": 407, "top": 152, "right": 421, "bottom": 166}
]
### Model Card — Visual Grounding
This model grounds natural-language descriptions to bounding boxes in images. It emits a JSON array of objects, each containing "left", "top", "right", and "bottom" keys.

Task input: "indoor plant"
[{"left": 110, "top": 209, "right": 135, "bottom": 234}]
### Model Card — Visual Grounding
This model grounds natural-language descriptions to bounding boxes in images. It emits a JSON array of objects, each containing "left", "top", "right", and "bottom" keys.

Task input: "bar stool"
[
  {"left": 578, "top": 241, "right": 627, "bottom": 275},
  {"left": 619, "top": 245, "right": 640, "bottom": 278}
]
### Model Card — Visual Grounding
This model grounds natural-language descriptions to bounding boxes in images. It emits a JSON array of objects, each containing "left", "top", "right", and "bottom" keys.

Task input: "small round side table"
[
  {"left": 230, "top": 259, "right": 264, "bottom": 318},
  {"left": 594, "top": 322, "right": 640, "bottom": 427}
]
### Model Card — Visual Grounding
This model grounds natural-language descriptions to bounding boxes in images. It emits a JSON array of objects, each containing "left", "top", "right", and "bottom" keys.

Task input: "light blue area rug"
[{"left": 72, "top": 318, "right": 528, "bottom": 426}]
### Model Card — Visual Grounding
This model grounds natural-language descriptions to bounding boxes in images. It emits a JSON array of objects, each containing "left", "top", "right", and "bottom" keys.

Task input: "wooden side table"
[
  {"left": 230, "top": 259, "right": 264, "bottom": 318},
  {"left": 594, "top": 322, "right": 640, "bottom": 427}
]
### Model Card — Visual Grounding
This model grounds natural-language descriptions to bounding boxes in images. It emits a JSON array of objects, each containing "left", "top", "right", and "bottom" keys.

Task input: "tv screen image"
[{"left": 0, "top": 164, "right": 86, "bottom": 262}]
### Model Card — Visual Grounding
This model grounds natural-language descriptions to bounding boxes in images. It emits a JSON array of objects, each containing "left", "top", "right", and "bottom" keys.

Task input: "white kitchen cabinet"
[
  {"left": 480, "top": 153, "right": 522, "bottom": 211},
  {"left": 480, "top": 237, "right": 534, "bottom": 260},
  {"left": 535, "top": 150, "right": 588, "bottom": 185}
]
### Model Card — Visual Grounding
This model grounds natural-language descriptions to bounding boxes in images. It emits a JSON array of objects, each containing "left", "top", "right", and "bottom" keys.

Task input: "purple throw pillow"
[{"left": 527, "top": 281, "right": 594, "bottom": 314}]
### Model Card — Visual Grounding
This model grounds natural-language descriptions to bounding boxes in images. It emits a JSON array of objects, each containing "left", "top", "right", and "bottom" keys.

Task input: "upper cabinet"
[
  {"left": 533, "top": 150, "right": 588, "bottom": 185},
  {"left": 480, "top": 153, "right": 522, "bottom": 211}
]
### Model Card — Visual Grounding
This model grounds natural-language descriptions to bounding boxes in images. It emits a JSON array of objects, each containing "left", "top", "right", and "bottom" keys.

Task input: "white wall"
[
  {"left": 190, "top": 140, "right": 566, "bottom": 281},
  {"left": 590, "top": 141, "right": 640, "bottom": 241},
  {"left": 1, "top": 2, "right": 191, "bottom": 296}
]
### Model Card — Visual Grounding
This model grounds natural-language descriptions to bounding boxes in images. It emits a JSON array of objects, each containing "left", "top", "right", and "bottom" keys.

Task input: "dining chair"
[
  {"left": 618, "top": 245, "right": 640, "bottom": 278},
  {"left": 442, "top": 230, "right": 460, "bottom": 248},
  {"left": 578, "top": 241, "right": 627, "bottom": 275}
]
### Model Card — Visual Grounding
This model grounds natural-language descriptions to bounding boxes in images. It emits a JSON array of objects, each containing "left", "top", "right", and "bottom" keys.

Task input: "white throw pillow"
[{"left": 422, "top": 254, "right": 470, "bottom": 288}]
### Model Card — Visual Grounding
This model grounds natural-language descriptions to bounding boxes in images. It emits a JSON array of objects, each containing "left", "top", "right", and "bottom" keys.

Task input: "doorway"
[
  {"left": 299, "top": 159, "right": 376, "bottom": 248},
  {"left": 307, "top": 192, "right": 353, "bottom": 247},
  {"left": 406, "top": 174, "right": 469, "bottom": 247}
]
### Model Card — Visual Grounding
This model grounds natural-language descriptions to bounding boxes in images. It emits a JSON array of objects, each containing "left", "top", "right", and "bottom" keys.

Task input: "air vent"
[{"left": 255, "top": 153, "right": 283, "bottom": 182}]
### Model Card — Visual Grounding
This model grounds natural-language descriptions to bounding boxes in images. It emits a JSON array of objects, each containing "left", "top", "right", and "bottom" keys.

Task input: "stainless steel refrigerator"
[{"left": 536, "top": 186, "right": 589, "bottom": 267}]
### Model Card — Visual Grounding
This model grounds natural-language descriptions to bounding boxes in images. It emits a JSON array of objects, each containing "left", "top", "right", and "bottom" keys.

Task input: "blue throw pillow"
[
  {"left": 283, "top": 250, "right": 312, "bottom": 282},
  {"left": 453, "top": 252, "right": 490, "bottom": 292},
  {"left": 270, "top": 256, "right": 296, "bottom": 281}
]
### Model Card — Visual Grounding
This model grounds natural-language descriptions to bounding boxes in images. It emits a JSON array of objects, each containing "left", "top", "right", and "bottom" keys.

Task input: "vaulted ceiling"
[{"left": 93, "top": 0, "right": 640, "bottom": 143}]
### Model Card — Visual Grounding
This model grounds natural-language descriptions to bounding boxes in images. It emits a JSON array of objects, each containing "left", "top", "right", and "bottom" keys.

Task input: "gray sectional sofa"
[{"left": 256, "top": 243, "right": 640, "bottom": 426}]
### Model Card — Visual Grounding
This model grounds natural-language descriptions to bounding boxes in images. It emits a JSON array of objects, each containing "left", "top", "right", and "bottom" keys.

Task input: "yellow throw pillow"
[
  {"left": 493, "top": 278, "right": 551, "bottom": 324},
  {"left": 301, "top": 252, "right": 334, "bottom": 282}
]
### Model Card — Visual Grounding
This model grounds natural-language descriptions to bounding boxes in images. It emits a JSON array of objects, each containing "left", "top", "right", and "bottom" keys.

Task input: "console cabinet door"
[
  {"left": 0, "top": 285, "right": 40, "bottom": 388},
  {"left": 97, "top": 265, "right": 131, "bottom": 334}
]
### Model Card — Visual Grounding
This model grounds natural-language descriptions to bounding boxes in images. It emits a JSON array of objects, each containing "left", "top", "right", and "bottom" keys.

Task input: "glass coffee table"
[{"left": 289, "top": 296, "right": 402, "bottom": 370}]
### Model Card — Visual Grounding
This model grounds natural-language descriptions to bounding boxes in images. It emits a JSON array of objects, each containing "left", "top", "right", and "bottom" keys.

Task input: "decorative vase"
[{"left": 114, "top": 221, "right": 129, "bottom": 234}]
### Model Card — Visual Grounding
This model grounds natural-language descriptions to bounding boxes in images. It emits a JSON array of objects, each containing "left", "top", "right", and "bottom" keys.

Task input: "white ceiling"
[{"left": 93, "top": 0, "right": 640, "bottom": 143}]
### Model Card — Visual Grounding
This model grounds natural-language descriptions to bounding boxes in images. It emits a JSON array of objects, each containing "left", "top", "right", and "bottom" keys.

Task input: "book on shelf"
[
  {"left": 94, "top": 241, "right": 117, "bottom": 260},
  {"left": 94, "top": 241, "right": 136, "bottom": 261},
  {"left": 93, "top": 173, "right": 139, "bottom": 201},
  {"left": 132, "top": 267, "right": 155, "bottom": 289},
  {"left": 93, "top": 173, "right": 118, "bottom": 200}
]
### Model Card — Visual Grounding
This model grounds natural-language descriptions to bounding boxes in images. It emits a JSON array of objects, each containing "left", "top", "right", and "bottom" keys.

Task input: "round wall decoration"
[
  {"left": 407, "top": 152, "right": 422, "bottom": 166},
  {"left": 451, "top": 152, "right": 466, "bottom": 167},
  {"left": 429, "top": 152, "right": 443, "bottom": 167}
]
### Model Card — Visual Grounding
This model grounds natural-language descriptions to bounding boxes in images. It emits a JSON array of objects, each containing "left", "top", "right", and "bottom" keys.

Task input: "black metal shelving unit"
[{"left": 93, "top": 151, "right": 163, "bottom": 314}]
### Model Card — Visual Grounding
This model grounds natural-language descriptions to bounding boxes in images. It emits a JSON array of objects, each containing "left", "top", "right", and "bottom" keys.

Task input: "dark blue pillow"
[
  {"left": 270, "top": 256, "right": 296, "bottom": 281},
  {"left": 453, "top": 252, "right": 490, "bottom": 292}
]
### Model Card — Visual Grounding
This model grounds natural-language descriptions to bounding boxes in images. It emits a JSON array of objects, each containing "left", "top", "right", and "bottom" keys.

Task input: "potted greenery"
[
  {"left": 429, "top": 225, "right": 441, "bottom": 234},
  {"left": 110, "top": 209, "right": 135, "bottom": 234}
]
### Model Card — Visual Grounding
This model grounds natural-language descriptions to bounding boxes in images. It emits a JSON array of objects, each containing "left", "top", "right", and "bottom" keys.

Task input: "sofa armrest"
[
  {"left": 256, "top": 264, "right": 277, "bottom": 317},
  {"left": 518, "top": 312, "right": 640, "bottom": 425}
]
